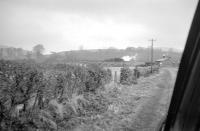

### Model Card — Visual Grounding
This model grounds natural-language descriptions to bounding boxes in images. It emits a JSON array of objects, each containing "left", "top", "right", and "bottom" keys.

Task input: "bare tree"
[{"left": 32, "top": 44, "right": 45, "bottom": 59}]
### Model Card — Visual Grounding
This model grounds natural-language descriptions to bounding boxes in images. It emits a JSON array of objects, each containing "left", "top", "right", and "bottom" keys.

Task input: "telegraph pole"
[{"left": 149, "top": 39, "right": 156, "bottom": 73}]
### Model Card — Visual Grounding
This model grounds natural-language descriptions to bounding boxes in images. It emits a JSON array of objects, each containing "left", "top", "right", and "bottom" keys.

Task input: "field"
[{"left": 0, "top": 60, "right": 177, "bottom": 131}]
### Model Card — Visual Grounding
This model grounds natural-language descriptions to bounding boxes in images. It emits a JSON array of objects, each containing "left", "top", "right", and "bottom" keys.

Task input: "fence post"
[{"left": 114, "top": 71, "right": 117, "bottom": 83}]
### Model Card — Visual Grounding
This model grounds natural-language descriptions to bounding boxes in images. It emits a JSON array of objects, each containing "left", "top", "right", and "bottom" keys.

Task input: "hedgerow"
[{"left": 0, "top": 60, "right": 112, "bottom": 131}]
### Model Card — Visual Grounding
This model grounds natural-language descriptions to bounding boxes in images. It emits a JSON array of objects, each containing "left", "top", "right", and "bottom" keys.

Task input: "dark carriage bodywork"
[{"left": 158, "top": 1, "right": 200, "bottom": 131}]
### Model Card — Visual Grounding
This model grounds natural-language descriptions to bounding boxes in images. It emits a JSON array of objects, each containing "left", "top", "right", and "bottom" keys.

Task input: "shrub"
[
  {"left": 0, "top": 60, "right": 45, "bottom": 130},
  {"left": 85, "top": 64, "right": 111, "bottom": 92},
  {"left": 0, "top": 60, "right": 112, "bottom": 130},
  {"left": 120, "top": 67, "right": 136, "bottom": 85}
]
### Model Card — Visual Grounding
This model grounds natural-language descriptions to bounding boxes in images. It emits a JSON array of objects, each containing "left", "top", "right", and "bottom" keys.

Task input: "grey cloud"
[{"left": 0, "top": 0, "right": 198, "bottom": 51}]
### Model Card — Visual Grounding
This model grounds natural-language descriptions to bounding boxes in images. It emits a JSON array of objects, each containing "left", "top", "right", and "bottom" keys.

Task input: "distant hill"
[
  {"left": 0, "top": 45, "right": 182, "bottom": 64},
  {"left": 44, "top": 47, "right": 182, "bottom": 64}
]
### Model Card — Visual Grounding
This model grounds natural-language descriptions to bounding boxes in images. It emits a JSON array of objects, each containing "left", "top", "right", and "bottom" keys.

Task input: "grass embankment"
[{"left": 75, "top": 68, "right": 176, "bottom": 131}]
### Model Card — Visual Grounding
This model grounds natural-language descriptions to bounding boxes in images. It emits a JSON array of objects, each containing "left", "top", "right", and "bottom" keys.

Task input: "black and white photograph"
[{"left": 0, "top": 0, "right": 199, "bottom": 130}]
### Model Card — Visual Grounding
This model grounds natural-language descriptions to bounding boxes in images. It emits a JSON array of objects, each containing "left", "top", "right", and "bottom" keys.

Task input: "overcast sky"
[{"left": 0, "top": 0, "right": 198, "bottom": 53}]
